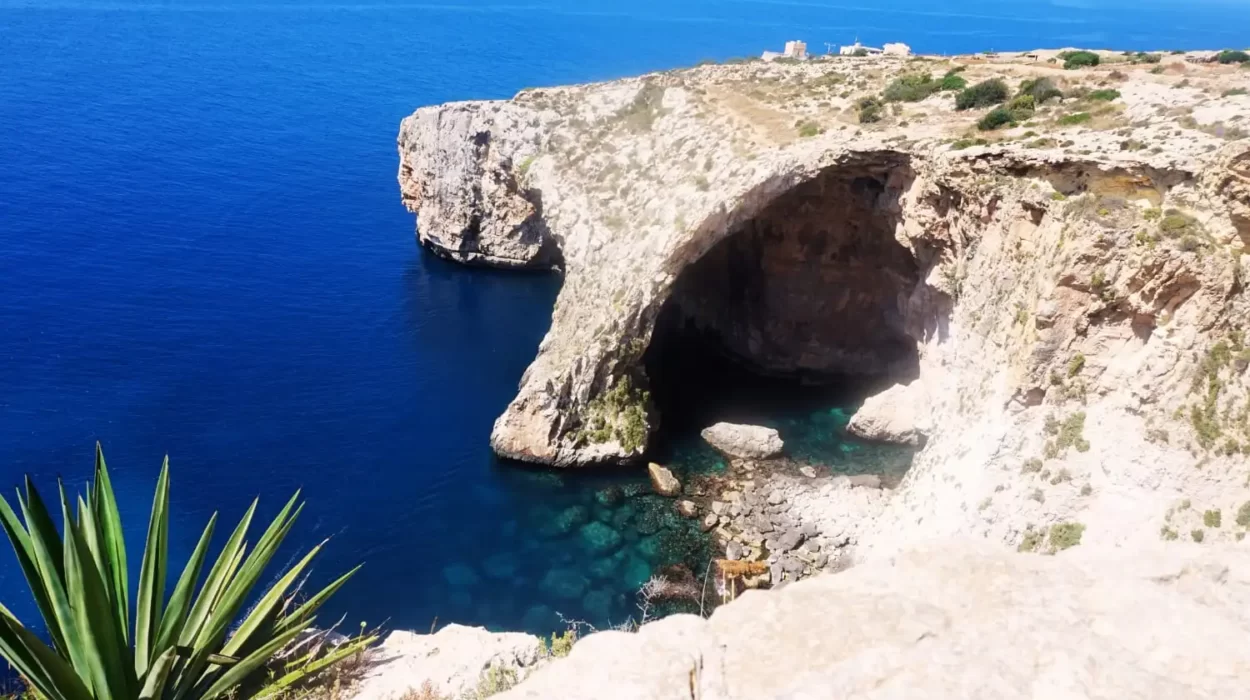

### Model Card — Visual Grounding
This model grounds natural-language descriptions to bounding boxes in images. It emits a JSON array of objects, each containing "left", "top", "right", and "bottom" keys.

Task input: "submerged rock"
[
  {"left": 442, "top": 563, "right": 481, "bottom": 588},
  {"left": 582, "top": 589, "right": 615, "bottom": 620},
  {"left": 579, "top": 521, "right": 624, "bottom": 555},
  {"left": 648, "top": 463, "right": 681, "bottom": 496},
  {"left": 540, "top": 568, "right": 590, "bottom": 600},
  {"left": 482, "top": 552, "right": 519, "bottom": 580},
  {"left": 701, "top": 423, "right": 784, "bottom": 459},
  {"left": 594, "top": 485, "right": 624, "bottom": 507}
]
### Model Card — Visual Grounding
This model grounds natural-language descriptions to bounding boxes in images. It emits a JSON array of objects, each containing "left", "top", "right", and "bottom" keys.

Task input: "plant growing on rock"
[
  {"left": 1018, "top": 77, "right": 1063, "bottom": 105},
  {"left": 1048, "top": 522, "right": 1085, "bottom": 552},
  {"left": 939, "top": 69, "right": 967, "bottom": 91},
  {"left": 955, "top": 79, "right": 1009, "bottom": 111},
  {"left": 1216, "top": 50, "right": 1250, "bottom": 65},
  {"left": 1061, "top": 50, "right": 1100, "bottom": 70},
  {"left": 0, "top": 445, "right": 368, "bottom": 700},
  {"left": 977, "top": 107, "right": 1014, "bottom": 131},
  {"left": 882, "top": 74, "right": 941, "bottom": 102},
  {"left": 1058, "top": 112, "right": 1092, "bottom": 126},
  {"left": 573, "top": 376, "right": 651, "bottom": 453},
  {"left": 856, "top": 96, "right": 884, "bottom": 123}
]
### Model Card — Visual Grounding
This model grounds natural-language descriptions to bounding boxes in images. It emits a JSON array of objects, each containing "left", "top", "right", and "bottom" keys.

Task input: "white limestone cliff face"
[
  {"left": 353, "top": 541, "right": 1250, "bottom": 699},
  {"left": 398, "top": 53, "right": 1250, "bottom": 552}
]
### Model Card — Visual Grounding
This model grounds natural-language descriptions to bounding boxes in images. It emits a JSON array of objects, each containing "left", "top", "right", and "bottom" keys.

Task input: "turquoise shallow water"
[{"left": 1, "top": 0, "right": 1245, "bottom": 643}]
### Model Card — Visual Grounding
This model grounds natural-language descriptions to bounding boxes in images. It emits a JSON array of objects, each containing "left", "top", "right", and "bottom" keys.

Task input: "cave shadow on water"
[{"left": 643, "top": 319, "right": 917, "bottom": 488}]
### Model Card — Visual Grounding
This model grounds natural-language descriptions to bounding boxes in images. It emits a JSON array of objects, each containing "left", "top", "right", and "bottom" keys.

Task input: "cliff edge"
[{"left": 354, "top": 540, "right": 1250, "bottom": 699}]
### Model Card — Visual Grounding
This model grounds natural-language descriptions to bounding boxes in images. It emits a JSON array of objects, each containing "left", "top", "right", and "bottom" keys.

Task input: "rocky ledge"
[
  {"left": 399, "top": 49, "right": 1250, "bottom": 554},
  {"left": 354, "top": 540, "right": 1250, "bottom": 699}
]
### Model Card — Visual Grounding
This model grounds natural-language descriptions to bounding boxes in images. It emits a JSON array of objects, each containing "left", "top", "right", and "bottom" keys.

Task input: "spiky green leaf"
[{"left": 134, "top": 457, "right": 170, "bottom": 676}]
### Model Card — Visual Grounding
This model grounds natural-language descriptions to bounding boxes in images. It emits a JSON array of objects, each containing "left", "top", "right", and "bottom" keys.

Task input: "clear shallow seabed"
[{"left": 2, "top": 0, "right": 1247, "bottom": 636}]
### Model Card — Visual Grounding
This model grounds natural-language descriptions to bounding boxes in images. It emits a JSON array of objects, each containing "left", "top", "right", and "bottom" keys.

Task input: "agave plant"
[{"left": 0, "top": 444, "right": 367, "bottom": 700}]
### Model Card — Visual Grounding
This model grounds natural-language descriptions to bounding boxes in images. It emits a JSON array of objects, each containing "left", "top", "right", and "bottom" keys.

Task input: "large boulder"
[
  {"left": 846, "top": 379, "right": 928, "bottom": 446},
  {"left": 701, "top": 423, "right": 784, "bottom": 459},
  {"left": 648, "top": 463, "right": 681, "bottom": 496},
  {"left": 496, "top": 540, "right": 1250, "bottom": 699}
]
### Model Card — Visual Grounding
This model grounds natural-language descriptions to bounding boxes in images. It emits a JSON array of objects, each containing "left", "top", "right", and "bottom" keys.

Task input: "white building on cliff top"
[{"left": 762, "top": 40, "right": 808, "bottom": 61}]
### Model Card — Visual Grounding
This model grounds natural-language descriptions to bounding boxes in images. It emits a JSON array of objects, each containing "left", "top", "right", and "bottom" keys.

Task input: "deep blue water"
[{"left": 2, "top": 0, "right": 1248, "bottom": 642}]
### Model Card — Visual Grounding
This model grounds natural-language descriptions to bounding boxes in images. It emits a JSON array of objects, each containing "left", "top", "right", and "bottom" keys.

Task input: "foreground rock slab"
[
  {"left": 351, "top": 625, "right": 541, "bottom": 699},
  {"left": 701, "top": 423, "right": 784, "bottom": 459},
  {"left": 498, "top": 540, "right": 1250, "bottom": 699}
]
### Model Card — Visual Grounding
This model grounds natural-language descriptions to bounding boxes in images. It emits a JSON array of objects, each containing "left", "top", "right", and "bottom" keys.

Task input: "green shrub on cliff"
[
  {"left": 1018, "top": 77, "right": 1063, "bottom": 105},
  {"left": 574, "top": 377, "right": 650, "bottom": 453},
  {"left": 977, "top": 107, "right": 1014, "bottom": 131},
  {"left": 1061, "top": 50, "right": 1100, "bottom": 69},
  {"left": 883, "top": 73, "right": 941, "bottom": 102},
  {"left": 1048, "top": 522, "right": 1085, "bottom": 551},
  {"left": 955, "top": 79, "right": 1009, "bottom": 110},
  {"left": 0, "top": 445, "right": 371, "bottom": 700},
  {"left": 857, "top": 96, "right": 884, "bottom": 123},
  {"left": 1216, "top": 50, "right": 1250, "bottom": 65}
]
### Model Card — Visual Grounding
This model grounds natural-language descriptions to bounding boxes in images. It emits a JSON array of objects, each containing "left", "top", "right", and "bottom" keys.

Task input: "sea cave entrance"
[{"left": 643, "top": 156, "right": 922, "bottom": 477}]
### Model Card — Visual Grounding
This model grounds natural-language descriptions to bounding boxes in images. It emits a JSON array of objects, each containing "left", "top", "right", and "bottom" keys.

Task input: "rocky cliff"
[
  {"left": 354, "top": 540, "right": 1250, "bottom": 699},
  {"left": 398, "top": 50, "right": 1250, "bottom": 553}
]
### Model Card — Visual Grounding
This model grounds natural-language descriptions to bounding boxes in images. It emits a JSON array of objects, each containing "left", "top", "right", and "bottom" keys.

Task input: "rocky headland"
[{"left": 377, "top": 47, "right": 1250, "bottom": 697}]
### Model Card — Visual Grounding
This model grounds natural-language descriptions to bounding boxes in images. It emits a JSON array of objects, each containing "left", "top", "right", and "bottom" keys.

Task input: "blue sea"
[{"left": 1, "top": 0, "right": 1247, "bottom": 641}]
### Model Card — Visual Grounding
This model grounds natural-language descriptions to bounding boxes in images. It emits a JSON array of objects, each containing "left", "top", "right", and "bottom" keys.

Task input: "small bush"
[
  {"left": 940, "top": 70, "right": 968, "bottom": 91},
  {"left": 797, "top": 120, "right": 821, "bottom": 138},
  {"left": 1067, "top": 353, "right": 1086, "bottom": 377},
  {"left": 1161, "top": 525, "right": 1179, "bottom": 540},
  {"left": 1224, "top": 88, "right": 1249, "bottom": 97},
  {"left": 977, "top": 106, "right": 1015, "bottom": 131},
  {"left": 1191, "top": 529, "right": 1205, "bottom": 543},
  {"left": 1058, "top": 112, "right": 1092, "bottom": 126},
  {"left": 1216, "top": 49, "right": 1250, "bottom": 64},
  {"left": 1088, "top": 88, "right": 1121, "bottom": 101},
  {"left": 1204, "top": 509, "right": 1222, "bottom": 528},
  {"left": 883, "top": 73, "right": 941, "bottom": 102},
  {"left": 1018, "top": 528, "right": 1044, "bottom": 552},
  {"left": 1062, "top": 50, "right": 1101, "bottom": 70},
  {"left": 955, "top": 79, "right": 1010, "bottom": 110},
  {"left": 1130, "top": 52, "right": 1162, "bottom": 64},
  {"left": 1080, "top": 484, "right": 1093, "bottom": 496},
  {"left": 857, "top": 96, "right": 884, "bottom": 123},
  {"left": 1049, "top": 522, "right": 1085, "bottom": 551},
  {"left": 1237, "top": 501, "right": 1250, "bottom": 527},
  {"left": 1022, "top": 458, "right": 1043, "bottom": 473},
  {"left": 1018, "top": 77, "right": 1063, "bottom": 104},
  {"left": 951, "top": 137, "right": 988, "bottom": 150}
]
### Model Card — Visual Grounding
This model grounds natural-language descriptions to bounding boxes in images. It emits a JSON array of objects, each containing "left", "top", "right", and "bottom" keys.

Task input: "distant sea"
[{"left": 1, "top": 0, "right": 1247, "bottom": 638}]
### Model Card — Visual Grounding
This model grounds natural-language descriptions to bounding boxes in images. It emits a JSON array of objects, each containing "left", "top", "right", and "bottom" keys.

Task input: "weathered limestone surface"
[
  {"left": 351, "top": 625, "right": 542, "bottom": 699},
  {"left": 497, "top": 541, "right": 1250, "bottom": 699},
  {"left": 349, "top": 542, "right": 1250, "bottom": 698},
  {"left": 399, "top": 51, "right": 1250, "bottom": 554}
]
